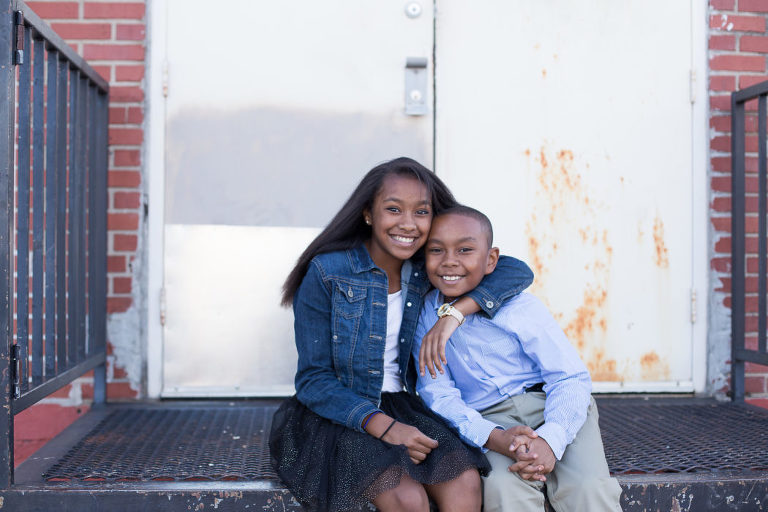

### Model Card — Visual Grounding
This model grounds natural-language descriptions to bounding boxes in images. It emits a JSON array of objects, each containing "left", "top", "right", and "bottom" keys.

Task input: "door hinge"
[
  {"left": 689, "top": 69, "right": 697, "bottom": 104},
  {"left": 690, "top": 288, "right": 697, "bottom": 324},
  {"left": 10, "top": 344, "right": 21, "bottom": 399},
  {"left": 14, "top": 10, "right": 24, "bottom": 65},
  {"left": 160, "top": 287, "right": 167, "bottom": 326},
  {"left": 162, "top": 60, "right": 169, "bottom": 98}
]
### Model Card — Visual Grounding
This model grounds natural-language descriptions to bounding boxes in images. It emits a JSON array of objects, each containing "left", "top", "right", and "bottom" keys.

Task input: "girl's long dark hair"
[{"left": 281, "top": 157, "right": 457, "bottom": 306}]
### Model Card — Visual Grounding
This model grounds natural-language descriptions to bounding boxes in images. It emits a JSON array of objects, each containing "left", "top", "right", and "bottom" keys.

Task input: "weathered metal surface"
[
  {"left": 0, "top": 485, "right": 307, "bottom": 512},
  {"left": 434, "top": 0, "right": 697, "bottom": 391},
  {"left": 620, "top": 474, "right": 768, "bottom": 512},
  {"left": 0, "top": 0, "right": 110, "bottom": 488},
  {"left": 0, "top": 0, "right": 17, "bottom": 489},
  {"left": 41, "top": 399, "right": 768, "bottom": 482},
  {"left": 7, "top": 399, "right": 768, "bottom": 511},
  {"left": 158, "top": 0, "right": 434, "bottom": 397},
  {"left": 44, "top": 405, "right": 279, "bottom": 481},
  {"left": 8, "top": 6, "right": 110, "bottom": 415},
  {"left": 600, "top": 399, "right": 768, "bottom": 474},
  {"left": 1, "top": 478, "right": 767, "bottom": 512}
]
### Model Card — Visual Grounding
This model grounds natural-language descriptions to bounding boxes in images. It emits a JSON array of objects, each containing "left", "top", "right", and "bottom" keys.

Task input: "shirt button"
[
  {"left": 406, "top": 302, "right": 412, "bottom": 307},
  {"left": 463, "top": 354, "right": 470, "bottom": 361},
  {"left": 485, "top": 300, "right": 494, "bottom": 308}
]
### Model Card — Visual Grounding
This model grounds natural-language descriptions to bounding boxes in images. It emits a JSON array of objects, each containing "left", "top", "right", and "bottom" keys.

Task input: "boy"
[{"left": 413, "top": 206, "right": 622, "bottom": 512}]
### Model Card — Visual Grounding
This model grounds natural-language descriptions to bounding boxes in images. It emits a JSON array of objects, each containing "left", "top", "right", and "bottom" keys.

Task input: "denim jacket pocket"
[
  {"left": 332, "top": 282, "right": 368, "bottom": 387},
  {"left": 334, "top": 282, "right": 367, "bottom": 318}
]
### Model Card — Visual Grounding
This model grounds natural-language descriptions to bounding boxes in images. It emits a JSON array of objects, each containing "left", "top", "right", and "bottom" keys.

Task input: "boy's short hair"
[{"left": 435, "top": 205, "right": 494, "bottom": 247}]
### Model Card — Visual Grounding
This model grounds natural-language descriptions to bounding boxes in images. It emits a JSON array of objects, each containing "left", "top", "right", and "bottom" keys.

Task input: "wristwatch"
[{"left": 437, "top": 303, "right": 465, "bottom": 325}]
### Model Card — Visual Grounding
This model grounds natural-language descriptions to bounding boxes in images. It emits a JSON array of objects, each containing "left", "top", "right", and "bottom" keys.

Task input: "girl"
[{"left": 270, "top": 157, "right": 533, "bottom": 512}]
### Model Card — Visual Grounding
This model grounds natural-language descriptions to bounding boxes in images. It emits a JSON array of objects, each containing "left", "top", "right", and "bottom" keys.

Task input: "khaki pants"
[{"left": 480, "top": 393, "right": 622, "bottom": 512}]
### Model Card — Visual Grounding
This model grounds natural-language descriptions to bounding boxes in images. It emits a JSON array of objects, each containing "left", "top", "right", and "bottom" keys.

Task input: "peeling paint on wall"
[
  {"left": 107, "top": 234, "right": 145, "bottom": 395},
  {"left": 708, "top": 237, "right": 732, "bottom": 399}
]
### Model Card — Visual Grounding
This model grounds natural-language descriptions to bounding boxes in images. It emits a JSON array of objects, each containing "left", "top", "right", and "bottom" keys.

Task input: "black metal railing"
[
  {"left": 731, "top": 80, "right": 768, "bottom": 401},
  {"left": 0, "top": 0, "right": 109, "bottom": 485}
]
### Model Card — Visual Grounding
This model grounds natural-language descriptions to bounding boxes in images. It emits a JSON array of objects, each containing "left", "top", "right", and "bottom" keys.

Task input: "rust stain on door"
[
  {"left": 524, "top": 144, "right": 619, "bottom": 381},
  {"left": 653, "top": 217, "right": 669, "bottom": 268},
  {"left": 565, "top": 285, "right": 608, "bottom": 351},
  {"left": 640, "top": 351, "right": 671, "bottom": 380}
]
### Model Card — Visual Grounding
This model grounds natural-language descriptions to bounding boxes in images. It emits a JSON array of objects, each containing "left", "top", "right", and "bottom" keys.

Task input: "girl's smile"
[{"left": 364, "top": 174, "right": 432, "bottom": 277}]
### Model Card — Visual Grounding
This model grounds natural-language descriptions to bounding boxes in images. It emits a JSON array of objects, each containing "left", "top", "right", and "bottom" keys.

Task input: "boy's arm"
[
  {"left": 414, "top": 309, "right": 538, "bottom": 457},
  {"left": 418, "top": 255, "right": 534, "bottom": 377},
  {"left": 413, "top": 309, "right": 501, "bottom": 448},
  {"left": 509, "top": 295, "right": 592, "bottom": 460}
]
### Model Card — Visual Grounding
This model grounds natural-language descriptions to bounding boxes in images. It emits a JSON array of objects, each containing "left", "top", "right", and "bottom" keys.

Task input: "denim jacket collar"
[
  {"left": 347, "top": 244, "right": 378, "bottom": 274},
  {"left": 346, "top": 244, "right": 420, "bottom": 294}
]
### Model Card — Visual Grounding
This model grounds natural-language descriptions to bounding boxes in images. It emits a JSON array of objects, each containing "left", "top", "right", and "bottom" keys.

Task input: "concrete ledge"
[{"left": 2, "top": 474, "right": 768, "bottom": 511}]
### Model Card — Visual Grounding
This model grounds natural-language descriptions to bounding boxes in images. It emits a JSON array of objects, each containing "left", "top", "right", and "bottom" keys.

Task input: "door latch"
[{"left": 405, "top": 57, "right": 428, "bottom": 116}]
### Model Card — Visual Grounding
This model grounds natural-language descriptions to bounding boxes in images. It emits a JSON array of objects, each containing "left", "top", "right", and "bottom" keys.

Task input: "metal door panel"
[
  {"left": 435, "top": 0, "right": 695, "bottom": 390},
  {"left": 163, "top": 225, "right": 318, "bottom": 395},
  {"left": 162, "top": 0, "right": 433, "bottom": 395}
]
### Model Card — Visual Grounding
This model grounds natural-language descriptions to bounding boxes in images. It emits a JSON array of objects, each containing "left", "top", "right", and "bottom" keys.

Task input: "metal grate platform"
[
  {"left": 600, "top": 399, "right": 768, "bottom": 474},
  {"left": 44, "top": 405, "right": 279, "bottom": 481},
  {"left": 41, "top": 399, "right": 768, "bottom": 482}
]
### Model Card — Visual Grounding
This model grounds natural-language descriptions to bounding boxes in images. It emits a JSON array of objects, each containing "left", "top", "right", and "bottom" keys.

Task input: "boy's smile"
[{"left": 425, "top": 213, "right": 499, "bottom": 301}]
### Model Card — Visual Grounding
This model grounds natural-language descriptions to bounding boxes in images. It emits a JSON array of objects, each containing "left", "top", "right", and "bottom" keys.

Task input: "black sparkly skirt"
[{"left": 269, "top": 392, "right": 490, "bottom": 512}]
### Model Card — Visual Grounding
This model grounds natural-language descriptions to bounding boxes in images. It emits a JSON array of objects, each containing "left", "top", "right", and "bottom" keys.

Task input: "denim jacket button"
[
  {"left": 485, "top": 300, "right": 494, "bottom": 308},
  {"left": 406, "top": 302, "right": 412, "bottom": 307},
  {"left": 414, "top": 272, "right": 419, "bottom": 277},
  {"left": 347, "top": 287, "right": 353, "bottom": 298},
  {"left": 400, "top": 338, "right": 405, "bottom": 343},
  {"left": 332, "top": 335, "right": 338, "bottom": 340}
]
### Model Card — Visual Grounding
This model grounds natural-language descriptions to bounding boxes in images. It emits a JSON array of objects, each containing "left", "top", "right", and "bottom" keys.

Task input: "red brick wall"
[
  {"left": 15, "top": 0, "right": 147, "bottom": 466},
  {"left": 709, "top": 0, "right": 768, "bottom": 402}
]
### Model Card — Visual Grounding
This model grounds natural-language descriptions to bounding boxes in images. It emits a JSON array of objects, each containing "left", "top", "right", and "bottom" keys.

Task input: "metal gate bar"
[
  {"left": 0, "top": 0, "right": 110, "bottom": 487},
  {"left": 731, "top": 80, "right": 768, "bottom": 401}
]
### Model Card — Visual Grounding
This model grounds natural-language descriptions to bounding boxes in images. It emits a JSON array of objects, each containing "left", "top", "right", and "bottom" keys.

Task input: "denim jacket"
[{"left": 292, "top": 243, "right": 533, "bottom": 432}]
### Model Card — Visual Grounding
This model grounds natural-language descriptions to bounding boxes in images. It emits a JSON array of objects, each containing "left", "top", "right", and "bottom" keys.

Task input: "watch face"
[{"left": 438, "top": 304, "right": 450, "bottom": 316}]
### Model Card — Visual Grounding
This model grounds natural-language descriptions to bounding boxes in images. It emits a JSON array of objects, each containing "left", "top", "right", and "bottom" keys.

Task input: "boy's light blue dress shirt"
[{"left": 414, "top": 291, "right": 592, "bottom": 460}]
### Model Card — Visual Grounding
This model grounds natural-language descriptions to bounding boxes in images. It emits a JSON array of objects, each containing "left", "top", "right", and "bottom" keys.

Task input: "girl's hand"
[
  {"left": 381, "top": 421, "right": 439, "bottom": 464},
  {"left": 419, "top": 316, "right": 461, "bottom": 378}
]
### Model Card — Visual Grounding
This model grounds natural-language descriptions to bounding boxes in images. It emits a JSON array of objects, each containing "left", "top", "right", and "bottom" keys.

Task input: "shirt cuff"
[
  {"left": 535, "top": 422, "right": 568, "bottom": 460},
  {"left": 465, "top": 417, "right": 503, "bottom": 451}
]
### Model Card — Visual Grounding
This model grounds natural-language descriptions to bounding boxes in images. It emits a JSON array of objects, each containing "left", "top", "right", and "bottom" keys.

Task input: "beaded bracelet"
[
  {"left": 362, "top": 411, "right": 381, "bottom": 430},
  {"left": 378, "top": 419, "right": 397, "bottom": 440}
]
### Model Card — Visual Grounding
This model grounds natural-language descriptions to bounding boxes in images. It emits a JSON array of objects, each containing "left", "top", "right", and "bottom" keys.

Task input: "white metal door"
[
  {"left": 159, "top": 1, "right": 434, "bottom": 396},
  {"left": 434, "top": 0, "right": 703, "bottom": 391}
]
